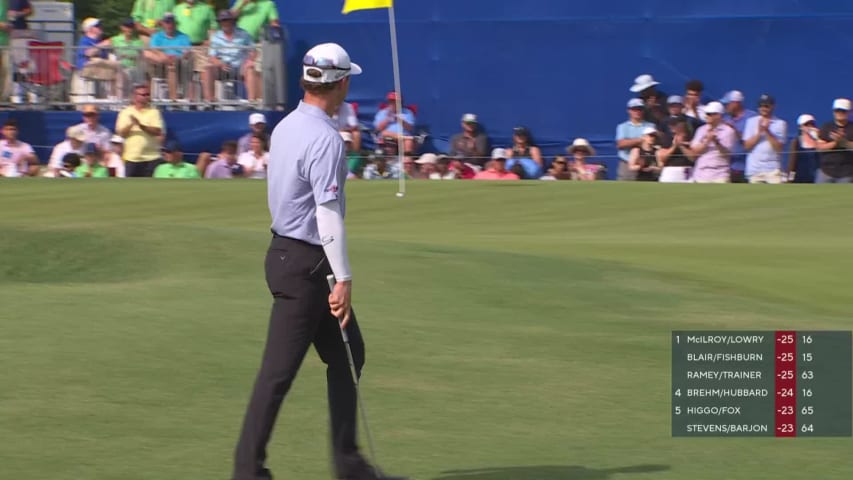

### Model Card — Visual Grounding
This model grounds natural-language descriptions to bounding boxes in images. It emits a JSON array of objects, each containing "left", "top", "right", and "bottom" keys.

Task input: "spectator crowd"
[
  {"left": 2, "top": 73, "right": 852, "bottom": 184},
  {"left": 0, "top": 8, "right": 851, "bottom": 186},
  {"left": 0, "top": 84, "right": 273, "bottom": 179},
  {"left": 0, "top": 0, "right": 281, "bottom": 106},
  {"left": 326, "top": 75, "right": 852, "bottom": 184},
  {"left": 72, "top": 0, "right": 279, "bottom": 105}
]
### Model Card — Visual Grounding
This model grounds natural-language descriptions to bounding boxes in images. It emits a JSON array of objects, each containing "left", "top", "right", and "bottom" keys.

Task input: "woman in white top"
[{"left": 237, "top": 133, "right": 269, "bottom": 179}]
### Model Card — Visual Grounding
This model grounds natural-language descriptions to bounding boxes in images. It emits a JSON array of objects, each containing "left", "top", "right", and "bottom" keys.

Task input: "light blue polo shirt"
[
  {"left": 743, "top": 115, "right": 787, "bottom": 177},
  {"left": 268, "top": 101, "right": 347, "bottom": 245},
  {"left": 616, "top": 120, "right": 655, "bottom": 162},
  {"left": 373, "top": 107, "right": 415, "bottom": 135},
  {"left": 209, "top": 28, "right": 254, "bottom": 69},
  {"left": 724, "top": 109, "right": 757, "bottom": 171}
]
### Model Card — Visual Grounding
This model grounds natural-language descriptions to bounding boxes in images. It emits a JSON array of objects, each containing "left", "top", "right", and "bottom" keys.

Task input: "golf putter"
[{"left": 326, "top": 274, "right": 383, "bottom": 478}]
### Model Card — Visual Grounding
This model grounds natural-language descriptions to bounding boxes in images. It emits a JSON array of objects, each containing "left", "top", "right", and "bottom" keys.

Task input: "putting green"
[{"left": 0, "top": 179, "right": 850, "bottom": 480}]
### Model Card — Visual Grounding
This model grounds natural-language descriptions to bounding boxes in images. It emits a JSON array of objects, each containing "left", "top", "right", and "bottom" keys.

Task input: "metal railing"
[{"left": 0, "top": 40, "right": 286, "bottom": 111}]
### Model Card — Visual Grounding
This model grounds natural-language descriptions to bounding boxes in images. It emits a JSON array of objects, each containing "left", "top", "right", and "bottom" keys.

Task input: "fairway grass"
[{"left": 0, "top": 180, "right": 851, "bottom": 480}]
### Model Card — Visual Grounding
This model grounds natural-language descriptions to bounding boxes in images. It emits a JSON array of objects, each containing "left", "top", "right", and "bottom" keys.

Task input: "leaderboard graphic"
[{"left": 672, "top": 330, "right": 852, "bottom": 437}]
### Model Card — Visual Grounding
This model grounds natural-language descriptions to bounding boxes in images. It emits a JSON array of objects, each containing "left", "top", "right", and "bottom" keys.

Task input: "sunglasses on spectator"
[{"left": 303, "top": 55, "right": 350, "bottom": 71}]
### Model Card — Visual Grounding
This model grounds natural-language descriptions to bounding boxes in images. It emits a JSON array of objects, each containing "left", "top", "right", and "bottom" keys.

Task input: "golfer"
[{"left": 232, "top": 43, "right": 406, "bottom": 480}]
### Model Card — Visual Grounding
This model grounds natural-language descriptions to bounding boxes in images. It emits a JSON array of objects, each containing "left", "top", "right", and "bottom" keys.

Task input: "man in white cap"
[
  {"left": 688, "top": 101, "right": 737, "bottom": 183},
  {"left": 720, "top": 90, "right": 756, "bottom": 182},
  {"left": 616, "top": 98, "right": 656, "bottom": 180},
  {"left": 75, "top": 18, "right": 123, "bottom": 99},
  {"left": 448, "top": 113, "right": 490, "bottom": 166},
  {"left": 231, "top": 42, "right": 408, "bottom": 480},
  {"left": 658, "top": 95, "right": 700, "bottom": 140},
  {"left": 815, "top": 98, "right": 853, "bottom": 183},
  {"left": 238, "top": 112, "right": 269, "bottom": 154}
]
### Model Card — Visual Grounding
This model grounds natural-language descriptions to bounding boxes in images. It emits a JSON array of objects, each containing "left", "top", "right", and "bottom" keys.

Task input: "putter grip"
[{"left": 326, "top": 274, "right": 350, "bottom": 341}]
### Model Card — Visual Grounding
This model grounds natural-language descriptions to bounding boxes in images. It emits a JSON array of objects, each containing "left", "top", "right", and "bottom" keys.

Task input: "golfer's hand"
[{"left": 329, "top": 280, "right": 352, "bottom": 329}]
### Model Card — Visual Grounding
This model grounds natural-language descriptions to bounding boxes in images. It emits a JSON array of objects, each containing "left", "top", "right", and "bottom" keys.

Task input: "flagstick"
[{"left": 387, "top": 5, "right": 406, "bottom": 197}]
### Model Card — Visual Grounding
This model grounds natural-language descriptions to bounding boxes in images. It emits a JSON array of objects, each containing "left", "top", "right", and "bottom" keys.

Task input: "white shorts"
[
  {"left": 749, "top": 169, "right": 783, "bottom": 184},
  {"left": 659, "top": 166, "right": 693, "bottom": 183}
]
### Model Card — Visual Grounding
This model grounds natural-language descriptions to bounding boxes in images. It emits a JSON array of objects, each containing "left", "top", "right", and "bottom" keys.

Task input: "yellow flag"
[{"left": 342, "top": 0, "right": 392, "bottom": 14}]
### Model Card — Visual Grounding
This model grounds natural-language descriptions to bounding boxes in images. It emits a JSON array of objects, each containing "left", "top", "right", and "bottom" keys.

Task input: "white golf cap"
[
  {"left": 66, "top": 126, "right": 86, "bottom": 142},
  {"left": 642, "top": 126, "right": 658, "bottom": 135},
  {"left": 340, "top": 131, "right": 353, "bottom": 142},
  {"left": 82, "top": 17, "right": 100, "bottom": 31},
  {"left": 832, "top": 98, "right": 851, "bottom": 111},
  {"left": 721, "top": 90, "right": 745, "bottom": 104},
  {"left": 797, "top": 114, "right": 816, "bottom": 126},
  {"left": 667, "top": 95, "right": 684, "bottom": 105},
  {"left": 110, "top": 134, "right": 124, "bottom": 144},
  {"left": 491, "top": 147, "right": 508, "bottom": 160},
  {"left": 704, "top": 101, "right": 725, "bottom": 115},
  {"left": 415, "top": 153, "right": 438, "bottom": 164},
  {"left": 249, "top": 113, "right": 266, "bottom": 125},
  {"left": 630, "top": 74, "right": 660, "bottom": 93},
  {"left": 461, "top": 113, "right": 477, "bottom": 123},
  {"left": 302, "top": 42, "right": 362, "bottom": 84},
  {"left": 627, "top": 98, "right": 645, "bottom": 109}
]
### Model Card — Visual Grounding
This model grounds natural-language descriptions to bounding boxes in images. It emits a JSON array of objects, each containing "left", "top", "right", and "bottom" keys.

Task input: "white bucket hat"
[
  {"left": 630, "top": 74, "right": 660, "bottom": 93},
  {"left": 567, "top": 138, "right": 596, "bottom": 156}
]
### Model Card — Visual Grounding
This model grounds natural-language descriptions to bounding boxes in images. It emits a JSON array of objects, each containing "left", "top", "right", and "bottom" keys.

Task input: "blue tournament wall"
[
  {"left": 278, "top": 0, "right": 853, "bottom": 177},
  {"left": 0, "top": 110, "right": 286, "bottom": 163}
]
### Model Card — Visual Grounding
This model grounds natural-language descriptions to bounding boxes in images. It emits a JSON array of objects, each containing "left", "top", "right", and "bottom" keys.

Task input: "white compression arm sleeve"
[{"left": 316, "top": 200, "right": 352, "bottom": 282}]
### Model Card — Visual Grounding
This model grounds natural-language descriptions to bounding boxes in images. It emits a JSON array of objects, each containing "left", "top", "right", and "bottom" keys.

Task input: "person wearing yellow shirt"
[{"left": 116, "top": 84, "right": 166, "bottom": 177}]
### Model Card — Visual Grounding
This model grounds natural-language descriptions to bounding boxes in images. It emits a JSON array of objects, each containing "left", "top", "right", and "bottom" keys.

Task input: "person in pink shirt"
[
  {"left": 0, "top": 119, "right": 38, "bottom": 177},
  {"left": 688, "top": 101, "right": 737, "bottom": 183},
  {"left": 474, "top": 148, "right": 520, "bottom": 180}
]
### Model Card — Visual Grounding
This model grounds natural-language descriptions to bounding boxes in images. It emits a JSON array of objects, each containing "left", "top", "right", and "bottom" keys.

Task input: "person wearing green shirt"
[
  {"left": 97, "top": 18, "right": 146, "bottom": 96},
  {"left": 76, "top": 143, "right": 110, "bottom": 178},
  {"left": 132, "top": 0, "right": 176, "bottom": 40},
  {"left": 0, "top": 0, "right": 11, "bottom": 101},
  {"left": 173, "top": 0, "right": 216, "bottom": 45},
  {"left": 229, "top": 0, "right": 279, "bottom": 42},
  {"left": 153, "top": 140, "right": 201, "bottom": 178},
  {"left": 109, "top": 19, "right": 145, "bottom": 69},
  {"left": 0, "top": 0, "right": 9, "bottom": 47}
]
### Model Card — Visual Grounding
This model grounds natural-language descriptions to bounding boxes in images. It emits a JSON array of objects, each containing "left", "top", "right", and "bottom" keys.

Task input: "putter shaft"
[{"left": 326, "top": 275, "right": 381, "bottom": 476}]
